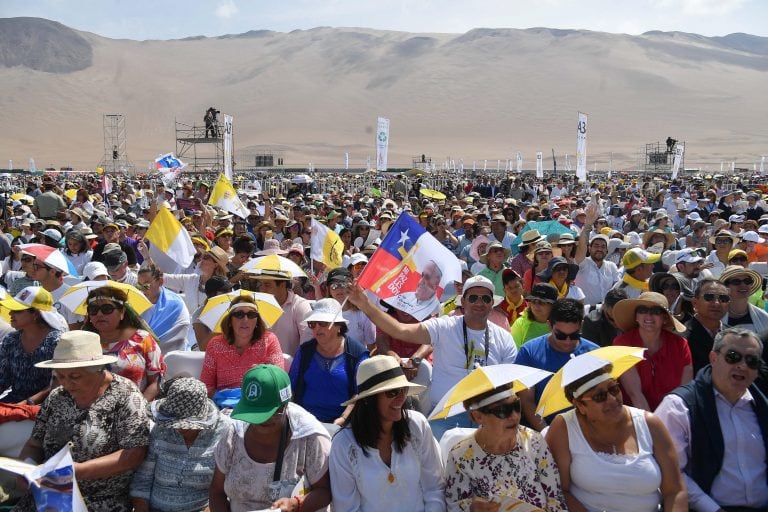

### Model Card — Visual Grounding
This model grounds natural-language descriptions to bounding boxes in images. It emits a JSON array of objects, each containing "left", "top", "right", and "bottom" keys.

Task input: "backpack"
[{"left": 293, "top": 336, "right": 368, "bottom": 404}]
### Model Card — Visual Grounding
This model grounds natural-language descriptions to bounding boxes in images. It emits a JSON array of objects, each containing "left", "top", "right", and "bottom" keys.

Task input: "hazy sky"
[{"left": 1, "top": 0, "right": 765, "bottom": 39}]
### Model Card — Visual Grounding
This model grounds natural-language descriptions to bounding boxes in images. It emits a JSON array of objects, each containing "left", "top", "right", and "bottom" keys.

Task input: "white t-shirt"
[{"left": 423, "top": 315, "right": 518, "bottom": 409}]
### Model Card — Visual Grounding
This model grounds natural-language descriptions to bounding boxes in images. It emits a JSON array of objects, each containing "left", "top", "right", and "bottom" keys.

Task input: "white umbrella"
[
  {"left": 291, "top": 174, "right": 314, "bottom": 184},
  {"left": 239, "top": 254, "right": 307, "bottom": 278},
  {"left": 198, "top": 290, "right": 283, "bottom": 331}
]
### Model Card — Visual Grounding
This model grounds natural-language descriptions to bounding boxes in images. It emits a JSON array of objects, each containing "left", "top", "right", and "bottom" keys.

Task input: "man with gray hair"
[{"left": 655, "top": 327, "right": 768, "bottom": 511}]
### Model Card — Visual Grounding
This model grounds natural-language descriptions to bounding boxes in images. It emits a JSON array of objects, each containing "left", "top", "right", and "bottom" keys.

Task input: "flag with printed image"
[
  {"left": 155, "top": 152, "right": 186, "bottom": 185},
  {"left": 145, "top": 206, "right": 196, "bottom": 273},
  {"left": 310, "top": 218, "right": 344, "bottom": 269},
  {"left": 358, "top": 212, "right": 462, "bottom": 321},
  {"left": 208, "top": 173, "right": 249, "bottom": 219}
]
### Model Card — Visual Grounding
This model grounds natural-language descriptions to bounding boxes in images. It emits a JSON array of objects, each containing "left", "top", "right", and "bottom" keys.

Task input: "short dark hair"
[
  {"left": 549, "top": 298, "right": 584, "bottom": 325},
  {"left": 693, "top": 277, "right": 726, "bottom": 298},
  {"left": 232, "top": 236, "right": 254, "bottom": 255},
  {"left": 137, "top": 262, "right": 162, "bottom": 280},
  {"left": 603, "top": 288, "right": 628, "bottom": 308}
]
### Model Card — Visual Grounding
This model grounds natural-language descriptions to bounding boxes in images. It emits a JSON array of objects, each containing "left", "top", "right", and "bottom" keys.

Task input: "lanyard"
[
  {"left": 272, "top": 414, "right": 289, "bottom": 483},
  {"left": 462, "top": 318, "right": 490, "bottom": 370}
]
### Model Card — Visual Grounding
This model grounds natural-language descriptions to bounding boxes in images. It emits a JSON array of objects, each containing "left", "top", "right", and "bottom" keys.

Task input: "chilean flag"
[{"left": 358, "top": 212, "right": 461, "bottom": 320}]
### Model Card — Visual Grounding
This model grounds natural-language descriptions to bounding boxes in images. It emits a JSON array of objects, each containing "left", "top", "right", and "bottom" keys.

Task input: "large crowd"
[{"left": 0, "top": 171, "right": 766, "bottom": 511}]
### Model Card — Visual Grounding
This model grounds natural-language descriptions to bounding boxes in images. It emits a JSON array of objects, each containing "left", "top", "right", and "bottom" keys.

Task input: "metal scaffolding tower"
[
  {"left": 175, "top": 119, "right": 225, "bottom": 173},
  {"left": 99, "top": 114, "right": 132, "bottom": 174}
]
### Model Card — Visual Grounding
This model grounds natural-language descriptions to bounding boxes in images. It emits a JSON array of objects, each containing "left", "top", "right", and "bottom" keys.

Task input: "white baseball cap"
[
  {"left": 742, "top": 231, "right": 764, "bottom": 243},
  {"left": 462, "top": 275, "right": 495, "bottom": 296}
]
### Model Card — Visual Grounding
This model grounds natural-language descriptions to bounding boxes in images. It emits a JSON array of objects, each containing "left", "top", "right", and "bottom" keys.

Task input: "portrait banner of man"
[{"left": 358, "top": 213, "right": 462, "bottom": 320}]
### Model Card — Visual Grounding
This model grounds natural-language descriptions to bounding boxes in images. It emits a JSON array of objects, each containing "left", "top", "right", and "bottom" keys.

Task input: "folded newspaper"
[{"left": 0, "top": 445, "right": 87, "bottom": 512}]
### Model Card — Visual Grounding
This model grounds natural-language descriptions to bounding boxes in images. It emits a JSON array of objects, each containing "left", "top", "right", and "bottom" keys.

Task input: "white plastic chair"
[{"left": 164, "top": 350, "right": 206, "bottom": 380}]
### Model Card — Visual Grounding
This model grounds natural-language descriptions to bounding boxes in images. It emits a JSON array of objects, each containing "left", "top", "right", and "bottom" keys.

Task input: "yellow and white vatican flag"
[
  {"left": 576, "top": 111, "right": 588, "bottom": 182},
  {"left": 376, "top": 117, "right": 390, "bottom": 171},
  {"left": 209, "top": 173, "right": 249, "bottom": 219},
  {"left": 310, "top": 218, "right": 344, "bottom": 269},
  {"left": 671, "top": 143, "right": 685, "bottom": 179},
  {"left": 146, "top": 206, "right": 196, "bottom": 273}
]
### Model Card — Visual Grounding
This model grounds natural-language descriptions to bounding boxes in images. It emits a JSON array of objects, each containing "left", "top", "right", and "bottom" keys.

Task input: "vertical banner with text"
[
  {"left": 576, "top": 111, "right": 588, "bottom": 182},
  {"left": 671, "top": 143, "right": 685, "bottom": 179},
  {"left": 516, "top": 152, "right": 523, "bottom": 173},
  {"left": 536, "top": 152, "right": 543, "bottom": 178},
  {"left": 223, "top": 114, "right": 233, "bottom": 180},
  {"left": 376, "top": 117, "right": 390, "bottom": 171}
]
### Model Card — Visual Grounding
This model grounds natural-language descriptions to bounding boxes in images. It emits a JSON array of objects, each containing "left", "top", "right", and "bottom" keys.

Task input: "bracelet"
[{"left": 294, "top": 495, "right": 302, "bottom": 512}]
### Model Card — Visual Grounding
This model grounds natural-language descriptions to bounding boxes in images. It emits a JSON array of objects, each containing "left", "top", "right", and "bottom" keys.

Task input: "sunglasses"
[
  {"left": 135, "top": 283, "right": 152, "bottom": 291},
  {"left": 581, "top": 383, "right": 622, "bottom": 403},
  {"left": 384, "top": 387, "right": 407, "bottom": 399},
  {"left": 87, "top": 303, "right": 121, "bottom": 316},
  {"left": 715, "top": 238, "right": 732, "bottom": 245},
  {"left": 480, "top": 400, "right": 522, "bottom": 419},
  {"left": 231, "top": 310, "right": 259, "bottom": 320},
  {"left": 720, "top": 349, "right": 761, "bottom": 370},
  {"left": 636, "top": 306, "right": 666, "bottom": 316},
  {"left": 702, "top": 293, "right": 730, "bottom": 303},
  {"left": 307, "top": 321, "right": 331, "bottom": 329},
  {"left": 725, "top": 277, "right": 754, "bottom": 287},
  {"left": 553, "top": 329, "right": 581, "bottom": 341},
  {"left": 660, "top": 282, "right": 680, "bottom": 291},
  {"left": 466, "top": 294, "right": 493, "bottom": 304},
  {"left": 329, "top": 282, "right": 350, "bottom": 290}
]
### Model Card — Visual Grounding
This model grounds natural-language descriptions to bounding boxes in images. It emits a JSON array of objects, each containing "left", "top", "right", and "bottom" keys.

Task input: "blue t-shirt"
[
  {"left": 289, "top": 341, "right": 369, "bottom": 423},
  {"left": 516, "top": 334, "right": 599, "bottom": 403}
]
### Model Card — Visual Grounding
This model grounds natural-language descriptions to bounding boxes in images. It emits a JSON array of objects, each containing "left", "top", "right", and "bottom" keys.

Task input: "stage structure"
[
  {"left": 175, "top": 118, "right": 228, "bottom": 173},
  {"left": 100, "top": 114, "right": 133, "bottom": 174},
  {"left": 645, "top": 140, "right": 685, "bottom": 173}
]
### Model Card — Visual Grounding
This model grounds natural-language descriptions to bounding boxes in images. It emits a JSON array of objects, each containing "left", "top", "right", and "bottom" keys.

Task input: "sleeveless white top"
[{"left": 563, "top": 406, "right": 662, "bottom": 512}]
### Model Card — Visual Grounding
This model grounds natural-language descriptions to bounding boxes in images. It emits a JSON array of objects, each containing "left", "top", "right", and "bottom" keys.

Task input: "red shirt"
[
  {"left": 200, "top": 331, "right": 285, "bottom": 394},
  {"left": 613, "top": 328, "right": 692, "bottom": 410}
]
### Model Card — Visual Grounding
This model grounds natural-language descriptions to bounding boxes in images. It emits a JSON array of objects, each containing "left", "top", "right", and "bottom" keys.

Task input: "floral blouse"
[
  {"left": 445, "top": 426, "right": 567, "bottom": 512},
  {"left": 102, "top": 329, "right": 166, "bottom": 391},
  {"left": 0, "top": 329, "right": 61, "bottom": 403}
]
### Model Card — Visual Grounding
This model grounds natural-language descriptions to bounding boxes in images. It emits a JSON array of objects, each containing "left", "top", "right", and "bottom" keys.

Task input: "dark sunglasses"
[
  {"left": 231, "top": 310, "right": 259, "bottom": 320},
  {"left": 720, "top": 349, "right": 761, "bottom": 370},
  {"left": 481, "top": 400, "right": 522, "bottom": 419},
  {"left": 581, "top": 383, "right": 622, "bottom": 403},
  {"left": 87, "top": 303, "right": 121, "bottom": 316},
  {"left": 329, "top": 282, "right": 350, "bottom": 290},
  {"left": 660, "top": 282, "right": 680, "bottom": 291},
  {"left": 636, "top": 306, "right": 666, "bottom": 316},
  {"left": 384, "top": 387, "right": 407, "bottom": 398},
  {"left": 715, "top": 238, "right": 732, "bottom": 245},
  {"left": 466, "top": 294, "right": 493, "bottom": 304},
  {"left": 702, "top": 293, "right": 730, "bottom": 303},
  {"left": 307, "top": 321, "right": 331, "bottom": 329},
  {"left": 553, "top": 329, "right": 581, "bottom": 341},
  {"left": 725, "top": 277, "right": 754, "bottom": 287}
]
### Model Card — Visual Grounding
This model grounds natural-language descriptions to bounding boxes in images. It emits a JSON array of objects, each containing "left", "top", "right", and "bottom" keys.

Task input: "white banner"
[
  {"left": 565, "top": 154, "right": 572, "bottom": 172},
  {"left": 516, "top": 152, "right": 523, "bottom": 173},
  {"left": 536, "top": 152, "right": 543, "bottom": 178},
  {"left": 376, "top": 117, "right": 390, "bottom": 171},
  {"left": 483, "top": 159, "right": 487, "bottom": 172},
  {"left": 223, "top": 114, "right": 233, "bottom": 180},
  {"left": 345, "top": 152, "right": 349, "bottom": 170},
  {"left": 671, "top": 143, "right": 685, "bottom": 179},
  {"left": 576, "top": 112, "right": 588, "bottom": 182},
  {"left": 761, "top": 156, "right": 766, "bottom": 176}
]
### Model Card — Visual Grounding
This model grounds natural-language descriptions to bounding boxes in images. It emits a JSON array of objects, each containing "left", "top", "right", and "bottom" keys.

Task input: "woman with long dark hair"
[{"left": 329, "top": 356, "right": 444, "bottom": 512}]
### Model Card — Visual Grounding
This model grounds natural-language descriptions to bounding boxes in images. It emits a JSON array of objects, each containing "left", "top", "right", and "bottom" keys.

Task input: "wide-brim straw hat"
[
  {"left": 342, "top": 355, "right": 424, "bottom": 406},
  {"left": 642, "top": 229, "right": 676, "bottom": 249},
  {"left": 719, "top": 265, "right": 763, "bottom": 296},
  {"left": 708, "top": 230, "right": 739, "bottom": 247},
  {"left": 518, "top": 229, "right": 545, "bottom": 248},
  {"left": 35, "top": 330, "right": 118, "bottom": 369},
  {"left": 612, "top": 292, "right": 686, "bottom": 333},
  {"left": 479, "top": 241, "right": 512, "bottom": 264}
]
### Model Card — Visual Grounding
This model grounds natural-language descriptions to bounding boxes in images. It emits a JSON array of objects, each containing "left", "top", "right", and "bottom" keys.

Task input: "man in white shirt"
[
  {"left": 573, "top": 226, "right": 619, "bottom": 306},
  {"left": 349, "top": 275, "right": 518, "bottom": 440},
  {"left": 655, "top": 327, "right": 768, "bottom": 512}
]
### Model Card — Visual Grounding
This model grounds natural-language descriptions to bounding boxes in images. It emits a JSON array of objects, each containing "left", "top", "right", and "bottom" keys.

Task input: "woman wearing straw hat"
[
  {"left": 545, "top": 364, "right": 687, "bottom": 512},
  {"left": 83, "top": 285, "right": 166, "bottom": 401},
  {"left": 523, "top": 242, "right": 555, "bottom": 294},
  {"left": 0, "top": 286, "right": 67, "bottom": 405},
  {"left": 445, "top": 383, "right": 567, "bottom": 512},
  {"left": 210, "top": 365, "right": 332, "bottom": 512},
  {"left": 329, "top": 355, "right": 444, "bottom": 512},
  {"left": 200, "top": 296, "right": 285, "bottom": 399},
  {"left": 17, "top": 330, "right": 150, "bottom": 512},
  {"left": 130, "top": 377, "right": 232, "bottom": 512},
  {"left": 719, "top": 264, "right": 768, "bottom": 332},
  {"left": 289, "top": 298, "right": 369, "bottom": 426},
  {"left": 612, "top": 292, "right": 692, "bottom": 411}
]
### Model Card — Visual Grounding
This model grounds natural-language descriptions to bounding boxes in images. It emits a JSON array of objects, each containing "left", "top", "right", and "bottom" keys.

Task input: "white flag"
[
  {"left": 565, "top": 154, "right": 572, "bottom": 172},
  {"left": 472, "top": 161, "right": 476, "bottom": 172},
  {"left": 223, "top": 114, "right": 233, "bottom": 180},
  {"left": 576, "top": 112, "right": 588, "bottom": 182},
  {"left": 536, "top": 152, "right": 543, "bottom": 178},
  {"left": 376, "top": 117, "right": 390, "bottom": 171},
  {"left": 345, "top": 152, "right": 349, "bottom": 170},
  {"left": 761, "top": 156, "right": 766, "bottom": 176},
  {"left": 671, "top": 143, "right": 685, "bottom": 179},
  {"left": 29, "top": 158, "right": 36, "bottom": 172},
  {"left": 516, "top": 152, "right": 523, "bottom": 173},
  {"left": 483, "top": 160, "right": 487, "bottom": 171}
]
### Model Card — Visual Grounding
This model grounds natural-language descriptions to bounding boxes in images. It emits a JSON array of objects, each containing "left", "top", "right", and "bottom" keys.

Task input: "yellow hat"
[{"left": 622, "top": 248, "right": 661, "bottom": 270}]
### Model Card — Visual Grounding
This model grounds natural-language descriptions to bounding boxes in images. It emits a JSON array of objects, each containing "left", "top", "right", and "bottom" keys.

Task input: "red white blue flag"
[{"left": 358, "top": 212, "right": 461, "bottom": 320}]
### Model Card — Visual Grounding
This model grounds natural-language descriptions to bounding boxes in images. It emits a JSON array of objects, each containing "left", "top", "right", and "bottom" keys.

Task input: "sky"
[{"left": 1, "top": 0, "right": 766, "bottom": 40}]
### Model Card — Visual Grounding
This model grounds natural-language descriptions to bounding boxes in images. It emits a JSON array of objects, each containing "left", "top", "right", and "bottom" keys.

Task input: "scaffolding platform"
[{"left": 175, "top": 120, "right": 226, "bottom": 172}]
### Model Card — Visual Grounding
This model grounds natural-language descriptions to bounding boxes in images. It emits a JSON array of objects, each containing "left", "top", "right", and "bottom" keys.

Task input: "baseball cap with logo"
[
  {"left": 102, "top": 244, "right": 128, "bottom": 272},
  {"left": 622, "top": 247, "right": 662, "bottom": 270},
  {"left": 231, "top": 365, "right": 293, "bottom": 424},
  {"left": 675, "top": 248, "right": 704, "bottom": 264}
]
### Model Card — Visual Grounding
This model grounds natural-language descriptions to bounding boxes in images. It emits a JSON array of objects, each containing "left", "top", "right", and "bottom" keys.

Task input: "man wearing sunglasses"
[
  {"left": 685, "top": 278, "right": 730, "bottom": 375},
  {"left": 656, "top": 327, "right": 768, "bottom": 512},
  {"left": 516, "top": 298, "right": 599, "bottom": 431},
  {"left": 348, "top": 275, "right": 517, "bottom": 440}
]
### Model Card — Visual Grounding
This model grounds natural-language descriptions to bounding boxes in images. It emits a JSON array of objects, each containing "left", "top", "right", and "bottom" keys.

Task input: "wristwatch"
[{"left": 410, "top": 356, "right": 423, "bottom": 367}]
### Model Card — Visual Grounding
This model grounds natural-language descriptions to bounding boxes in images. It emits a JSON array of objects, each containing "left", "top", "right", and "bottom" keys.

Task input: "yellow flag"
[
  {"left": 310, "top": 218, "right": 344, "bottom": 269},
  {"left": 208, "top": 173, "right": 249, "bottom": 218}
]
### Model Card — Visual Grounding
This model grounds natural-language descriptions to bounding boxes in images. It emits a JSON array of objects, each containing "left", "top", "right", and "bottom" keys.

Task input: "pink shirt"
[
  {"left": 270, "top": 291, "right": 313, "bottom": 356},
  {"left": 200, "top": 331, "right": 285, "bottom": 394}
]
